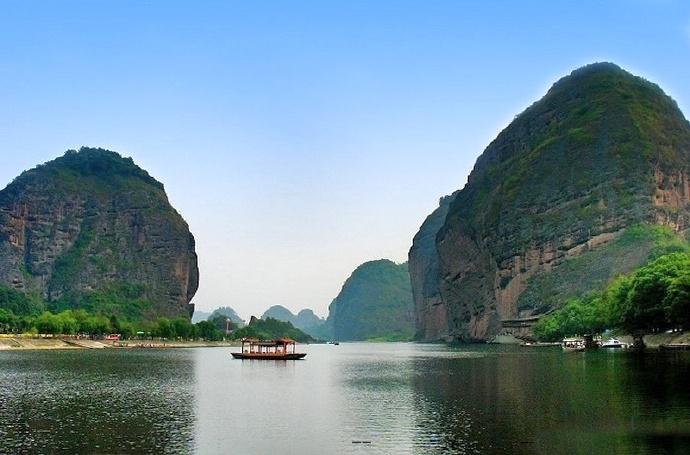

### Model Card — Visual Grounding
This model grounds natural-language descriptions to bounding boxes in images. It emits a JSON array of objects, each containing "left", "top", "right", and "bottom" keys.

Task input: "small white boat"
[
  {"left": 601, "top": 338, "right": 628, "bottom": 349},
  {"left": 562, "top": 338, "right": 586, "bottom": 352}
]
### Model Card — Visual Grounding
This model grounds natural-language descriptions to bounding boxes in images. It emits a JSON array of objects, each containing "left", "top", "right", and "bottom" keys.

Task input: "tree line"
[
  {"left": 533, "top": 251, "right": 690, "bottom": 346},
  {"left": 0, "top": 307, "right": 235, "bottom": 341}
]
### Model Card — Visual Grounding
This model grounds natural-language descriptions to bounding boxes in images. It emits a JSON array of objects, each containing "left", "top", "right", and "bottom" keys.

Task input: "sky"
[{"left": 1, "top": 1, "right": 690, "bottom": 319}]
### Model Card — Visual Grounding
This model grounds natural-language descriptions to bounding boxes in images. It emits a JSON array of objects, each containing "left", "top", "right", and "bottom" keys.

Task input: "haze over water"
[{"left": 2, "top": 344, "right": 689, "bottom": 454}]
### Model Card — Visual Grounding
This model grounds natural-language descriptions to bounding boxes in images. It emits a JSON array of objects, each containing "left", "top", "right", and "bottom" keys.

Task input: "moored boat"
[
  {"left": 561, "top": 338, "right": 586, "bottom": 352},
  {"left": 521, "top": 342, "right": 561, "bottom": 347},
  {"left": 601, "top": 338, "right": 628, "bottom": 349},
  {"left": 231, "top": 338, "right": 307, "bottom": 360}
]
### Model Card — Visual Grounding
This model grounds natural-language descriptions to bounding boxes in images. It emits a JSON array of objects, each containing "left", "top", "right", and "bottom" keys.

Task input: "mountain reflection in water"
[{"left": 1, "top": 344, "right": 690, "bottom": 454}]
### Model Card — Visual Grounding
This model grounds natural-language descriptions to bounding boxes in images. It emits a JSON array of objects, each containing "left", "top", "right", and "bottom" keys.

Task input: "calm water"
[{"left": 1, "top": 343, "right": 690, "bottom": 454}]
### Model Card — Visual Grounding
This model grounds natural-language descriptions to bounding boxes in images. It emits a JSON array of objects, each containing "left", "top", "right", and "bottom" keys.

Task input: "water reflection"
[
  {"left": 409, "top": 347, "right": 690, "bottom": 454},
  {"left": 0, "top": 350, "right": 195, "bottom": 453},
  {"left": 2, "top": 345, "right": 690, "bottom": 454}
]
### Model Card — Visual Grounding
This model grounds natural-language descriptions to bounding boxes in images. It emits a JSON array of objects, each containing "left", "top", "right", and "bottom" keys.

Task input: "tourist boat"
[
  {"left": 521, "top": 341, "right": 561, "bottom": 347},
  {"left": 601, "top": 338, "right": 628, "bottom": 349},
  {"left": 231, "top": 338, "right": 307, "bottom": 360},
  {"left": 561, "top": 338, "right": 586, "bottom": 352}
]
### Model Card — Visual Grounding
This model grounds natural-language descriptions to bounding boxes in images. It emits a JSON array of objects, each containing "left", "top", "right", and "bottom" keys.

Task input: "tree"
[
  {"left": 36, "top": 312, "right": 62, "bottom": 335},
  {"left": 535, "top": 252, "right": 690, "bottom": 348},
  {"left": 615, "top": 252, "right": 690, "bottom": 336},
  {"left": 172, "top": 317, "right": 193, "bottom": 339},
  {"left": 154, "top": 317, "right": 173, "bottom": 339},
  {"left": 195, "top": 320, "right": 222, "bottom": 341},
  {"left": 57, "top": 311, "right": 78, "bottom": 335},
  {"left": 664, "top": 270, "right": 690, "bottom": 328},
  {"left": 0, "top": 309, "right": 17, "bottom": 333}
]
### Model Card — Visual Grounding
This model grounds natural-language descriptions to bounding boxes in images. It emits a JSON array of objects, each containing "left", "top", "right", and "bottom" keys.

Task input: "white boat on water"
[
  {"left": 601, "top": 338, "right": 628, "bottom": 349},
  {"left": 562, "top": 338, "right": 586, "bottom": 352}
]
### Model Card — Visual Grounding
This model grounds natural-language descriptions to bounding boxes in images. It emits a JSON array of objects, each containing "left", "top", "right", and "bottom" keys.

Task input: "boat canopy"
[{"left": 240, "top": 337, "right": 296, "bottom": 346}]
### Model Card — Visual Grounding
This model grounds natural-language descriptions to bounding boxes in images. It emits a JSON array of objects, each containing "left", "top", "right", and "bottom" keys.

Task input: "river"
[{"left": 1, "top": 343, "right": 689, "bottom": 454}]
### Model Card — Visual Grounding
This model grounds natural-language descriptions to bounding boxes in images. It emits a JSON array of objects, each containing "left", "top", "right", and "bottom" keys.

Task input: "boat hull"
[{"left": 231, "top": 352, "right": 307, "bottom": 360}]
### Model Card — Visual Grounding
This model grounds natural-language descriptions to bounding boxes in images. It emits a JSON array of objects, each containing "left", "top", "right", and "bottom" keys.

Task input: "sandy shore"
[{"left": 0, "top": 337, "right": 240, "bottom": 351}]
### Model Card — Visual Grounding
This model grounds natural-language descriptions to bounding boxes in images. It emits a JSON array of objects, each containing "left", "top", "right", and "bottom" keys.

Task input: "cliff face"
[
  {"left": 410, "top": 63, "right": 690, "bottom": 341},
  {"left": 327, "top": 260, "right": 414, "bottom": 341},
  {"left": 408, "top": 192, "right": 457, "bottom": 341},
  {"left": 0, "top": 148, "right": 199, "bottom": 319}
]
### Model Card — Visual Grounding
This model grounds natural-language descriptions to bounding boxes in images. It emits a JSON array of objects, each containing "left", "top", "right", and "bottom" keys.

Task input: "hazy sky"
[{"left": 2, "top": 1, "right": 690, "bottom": 319}]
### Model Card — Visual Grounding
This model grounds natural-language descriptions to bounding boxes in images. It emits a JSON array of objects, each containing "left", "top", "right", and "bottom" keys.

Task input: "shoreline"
[{"left": 0, "top": 337, "right": 241, "bottom": 351}]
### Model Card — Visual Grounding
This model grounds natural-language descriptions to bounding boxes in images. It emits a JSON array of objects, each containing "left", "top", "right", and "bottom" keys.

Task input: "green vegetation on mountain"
[
  {"left": 262, "top": 305, "right": 294, "bottom": 322},
  {"left": 518, "top": 225, "right": 689, "bottom": 314},
  {"left": 410, "top": 62, "right": 690, "bottom": 341},
  {"left": 261, "top": 305, "right": 326, "bottom": 338},
  {"left": 209, "top": 306, "right": 245, "bottom": 324},
  {"left": 0, "top": 148, "right": 198, "bottom": 321},
  {"left": 533, "top": 249, "right": 690, "bottom": 345},
  {"left": 327, "top": 260, "right": 414, "bottom": 341},
  {"left": 231, "top": 316, "right": 314, "bottom": 343}
]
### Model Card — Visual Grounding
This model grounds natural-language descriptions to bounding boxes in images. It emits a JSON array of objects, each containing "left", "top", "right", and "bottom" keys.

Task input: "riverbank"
[
  {"left": 617, "top": 331, "right": 690, "bottom": 348},
  {"left": 0, "top": 337, "right": 240, "bottom": 350},
  {"left": 488, "top": 331, "right": 690, "bottom": 348}
]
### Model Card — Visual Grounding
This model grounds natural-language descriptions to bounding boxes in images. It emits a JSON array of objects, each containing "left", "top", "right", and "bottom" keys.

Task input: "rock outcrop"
[
  {"left": 327, "top": 260, "right": 414, "bottom": 341},
  {"left": 0, "top": 148, "right": 199, "bottom": 319},
  {"left": 410, "top": 63, "right": 690, "bottom": 341},
  {"left": 408, "top": 192, "right": 457, "bottom": 341}
]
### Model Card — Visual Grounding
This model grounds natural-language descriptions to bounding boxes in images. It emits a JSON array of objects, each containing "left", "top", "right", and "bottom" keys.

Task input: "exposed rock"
[
  {"left": 410, "top": 63, "right": 690, "bottom": 341},
  {"left": 408, "top": 192, "right": 457, "bottom": 341},
  {"left": 0, "top": 147, "right": 198, "bottom": 319}
]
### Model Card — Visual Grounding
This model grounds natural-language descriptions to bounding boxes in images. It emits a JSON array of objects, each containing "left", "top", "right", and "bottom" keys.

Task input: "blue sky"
[{"left": 2, "top": 1, "right": 689, "bottom": 319}]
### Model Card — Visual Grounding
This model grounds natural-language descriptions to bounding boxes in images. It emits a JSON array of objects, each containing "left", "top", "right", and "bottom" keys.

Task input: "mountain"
[
  {"left": 294, "top": 309, "right": 324, "bottom": 331},
  {"left": 0, "top": 147, "right": 199, "bottom": 320},
  {"left": 408, "top": 192, "right": 458, "bottom": 341},
  {"left": 262, "top": 305, "right": 295, "bottom": 323},
  {"left": 232, "top": 316, "right": 315, "bottom": 343},
  {"left": 209, "top": 306, "right": 245, "bottom": 324},
  {"left": 327, "top": 260, "right": 414, "bottom": 341},
  {"left": 192, "top": 306, "right": 245, "bottom": 324},
  {"left": 409, "top": 63, "right": 690, "bottom": 342},
  {"left": 191, "top": 310, "right": 212, "bottom": 324},
  {"left": 261, "top": 305, "right": 325, "bottom": 337}
]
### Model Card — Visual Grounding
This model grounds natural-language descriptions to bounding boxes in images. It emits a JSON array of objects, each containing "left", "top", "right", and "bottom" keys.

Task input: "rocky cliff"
[
  {"left": 327, "top": 260, "right": 414, "bottom": 341},
  {"left": 0, "top": 148, "right": 199, "bottom": 319},
  {"left": 410, "top": 63, "right": 690, "bottom": 341},
  {"left": 408, "top": 192, "right": 457, "bottom": 340}
]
